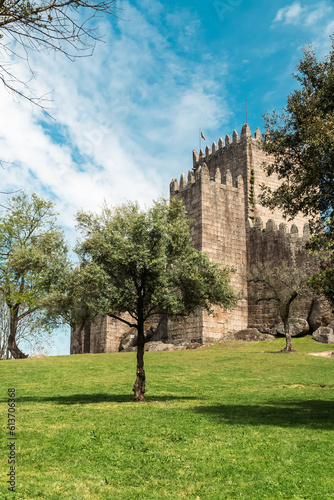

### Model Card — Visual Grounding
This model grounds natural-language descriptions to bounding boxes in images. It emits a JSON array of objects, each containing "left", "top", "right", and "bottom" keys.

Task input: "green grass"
[{"left": 1, "top": 337, "right": 334, "bottom": 499}]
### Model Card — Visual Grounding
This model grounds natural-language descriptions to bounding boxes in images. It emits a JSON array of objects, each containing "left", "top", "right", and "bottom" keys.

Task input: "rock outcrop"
[
  {"left": 223, "top": 328, "right": 275, "bottom": 342},
  {"left": 312, "top": 326, "right": 334, "bottom": 344}
]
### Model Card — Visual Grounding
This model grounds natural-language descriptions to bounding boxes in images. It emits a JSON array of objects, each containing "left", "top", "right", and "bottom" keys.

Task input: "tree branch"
[
  {"left": 106, "top": 312, "right": 137, "bottom": 329},
  {"left": 0, "top": 0, "right": 120, "bottom": 107}
]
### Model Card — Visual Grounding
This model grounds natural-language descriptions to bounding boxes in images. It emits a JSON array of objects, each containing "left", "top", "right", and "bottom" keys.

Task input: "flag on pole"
[{"left": 200, "top": 130, "right": 206, "bottom": 140}]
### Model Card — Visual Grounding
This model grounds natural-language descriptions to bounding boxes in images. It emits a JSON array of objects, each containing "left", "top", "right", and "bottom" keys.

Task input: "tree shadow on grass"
[
  {"left": 7, "top": 393, "right": 197, "bottom": 405},
  {"left": 192, "top": 399, "right": 334, "bottom": 429}
]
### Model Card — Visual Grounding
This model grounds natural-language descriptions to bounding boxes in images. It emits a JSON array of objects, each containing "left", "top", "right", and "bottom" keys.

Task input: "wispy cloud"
[
  {"left": 274, "top": 2, "right": 305, "bottom": 25},
  {"left": 0, "top": 1, "right": 230, "bottom": 244},
  {"left": 273, "top": 1, "right": 333, "bottom": 29},
  {"left": 272, "top": 1, "right": 334, "bottom": 56}
]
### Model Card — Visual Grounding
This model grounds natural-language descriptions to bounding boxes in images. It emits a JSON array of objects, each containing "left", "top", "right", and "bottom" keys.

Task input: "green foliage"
[
  {"left": 0, "top": 192, "right": 71, "bottom": 356},
  {"left": 0, "top": 192, "right": 69, "bottom": 304},
  {"left": 248, "top": 168, "right": 255, "bottom": 219},
  {"left": 0, "top": 338, "right": 333, "bottom": 498},
  {"left": 261, "top": 37, "right": 334, "bottom": 224},
  {"left": 309, "top": 266, "right": 334, "bottom": 306},
  {"left": 261, "top": 36, "right": 334, "bottom": 307},
  {"left": 74, "top": 198, "right": 237, "bottom": 326},
  {"left": 74, "top": 198, "right": 237, "bottom": 399}
]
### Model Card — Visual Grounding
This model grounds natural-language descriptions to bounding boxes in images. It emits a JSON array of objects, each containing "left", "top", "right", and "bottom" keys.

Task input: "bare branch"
[{"left": 0, "top": 0, "right": 120, "bottom": 107}]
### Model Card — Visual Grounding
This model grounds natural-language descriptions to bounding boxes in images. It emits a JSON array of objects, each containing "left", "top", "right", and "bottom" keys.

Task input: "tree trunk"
[
  {"left": 281, "top": 319, "right": 295, "bottom": 353},
  {"left": 132, "top": 309, "right": 145, "bottom": 401},
  {"left": 0, "top": 340, "right": 5, "bottom": 360},
  {"left": 280, "top": 295, "right": 297, "bottom": 353},
  {"left": 8, "top": 307, "right": 27, "bottom": 359}
]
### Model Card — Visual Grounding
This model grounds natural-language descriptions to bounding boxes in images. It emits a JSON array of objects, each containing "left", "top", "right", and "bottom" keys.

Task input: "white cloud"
[
  {"left": 273, "top": 1, "right": 333, "bottom": 27},
  {"left": 274, "top": 1, "right": 333, "bottom": 29},
  {"left": 325, "top": 19, "right": 334, "bottom": 37},
  {"left": 274, "top": 2, "right": 304, "bottom": 25},
  {"left": 272, "top": 1, "right": 334, "bottom": 56},
  {"left": 305, "top": 7, "right": 326, "bottom": 26}
]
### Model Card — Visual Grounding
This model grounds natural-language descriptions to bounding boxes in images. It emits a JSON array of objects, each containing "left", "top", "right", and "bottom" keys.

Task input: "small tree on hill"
[
  {"left": 75, "top": 198, "right": 237, "bottom": 401},
  {"left": 0, "top": 192, "right": 71, "bottom": 358},
  {"left": 248, "top": 261, "right": 317, "bottom": 352}
]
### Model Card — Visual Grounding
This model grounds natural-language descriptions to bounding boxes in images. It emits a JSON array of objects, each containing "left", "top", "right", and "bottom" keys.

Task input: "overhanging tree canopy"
[
  {"left": 0, "top": 0, "right": 118, "bottom": 105},
  {"left": 75, "top": 198, "right": 237, "bottom": 401},
  {"left": 261, "top": 37, "right": 334, "bottom": 226}
]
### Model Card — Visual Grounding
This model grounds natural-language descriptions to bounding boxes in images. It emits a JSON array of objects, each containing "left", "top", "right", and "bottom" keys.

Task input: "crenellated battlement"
[
  {"left": 171, "top": 123, "right": 285, "bottom": 227},
  {"left": 191, "top": 123, "right": 261, "bottom": 170},
  {"left": 247, "top": 217, "right": 310, "bottom": 241},
  {"left": 170, "top": 163, "right": 245, "bottom": 197}
]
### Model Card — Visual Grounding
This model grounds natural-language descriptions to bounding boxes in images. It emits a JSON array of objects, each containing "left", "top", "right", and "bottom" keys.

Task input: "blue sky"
[{"left": 1, "top": 0, "right": 333, "bottom": 355}]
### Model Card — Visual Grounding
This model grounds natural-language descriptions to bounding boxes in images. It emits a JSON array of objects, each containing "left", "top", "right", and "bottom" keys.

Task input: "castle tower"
[{"left": 168, "top": 124, "right": 309, "bottom": 344}]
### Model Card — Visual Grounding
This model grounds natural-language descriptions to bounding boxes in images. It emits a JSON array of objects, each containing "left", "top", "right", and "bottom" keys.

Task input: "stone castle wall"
[
  {"left": 71, "top": 316, "right": 128, "bottom": 354},
  {"left": 188, "top": 124, "right": 306, "bottom": 231},
  {"left": 247, "top": 218, "right": 316, "bottom": 332},
  {"left": 71, "top": 124, "right": 329, "bottom": 354},
  {"left": 168, "top": 124, "right": 310, "bottom": 343}
]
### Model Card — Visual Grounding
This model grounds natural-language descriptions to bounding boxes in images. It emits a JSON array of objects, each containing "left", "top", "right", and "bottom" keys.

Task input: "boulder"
[
  {"left": 144, "top": 341, "right": 183, "bottom": 352},
  {"left": 308, "top": 297, "right": 334, "bottom": 332},
  {"left": 275, "top": 318, "right": 309, "bottom": 337},
  {"left": 119, "top": 328, "right": 137, "bottom": 351},
  {"left": 184, "top": 342, "right": 202, "bottom": 350},
  {"left": 224, "top": 328, "right": 275, "bottom": 342},
  {"left": 312, "top": 326, "right": 334, "bottom": 344},
  {"left": 119, "top": 317, "right": 168, "bottom": 351}
]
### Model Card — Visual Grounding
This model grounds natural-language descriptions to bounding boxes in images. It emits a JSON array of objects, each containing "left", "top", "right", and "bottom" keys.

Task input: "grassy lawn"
[{"left": 1, "top": 336, "right": 334, "bottom": 499}]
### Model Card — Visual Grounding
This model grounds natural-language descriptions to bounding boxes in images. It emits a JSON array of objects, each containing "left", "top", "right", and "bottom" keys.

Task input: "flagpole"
[{"left": 199, "top": 128, "right": 201, "bottom": 152}]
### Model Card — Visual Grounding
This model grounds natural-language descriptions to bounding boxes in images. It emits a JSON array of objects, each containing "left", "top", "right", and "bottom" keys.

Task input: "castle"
[{"left": 70, "top": 124, "right": 330, "bottom": 354}]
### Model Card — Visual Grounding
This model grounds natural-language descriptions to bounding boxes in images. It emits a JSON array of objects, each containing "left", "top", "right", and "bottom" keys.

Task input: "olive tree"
[
  {"left": 248, "top": 261, "right": 317, "bottom": 352},
  {"left": 75, "top": 198, "right": 237, "bottom": 401}
]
